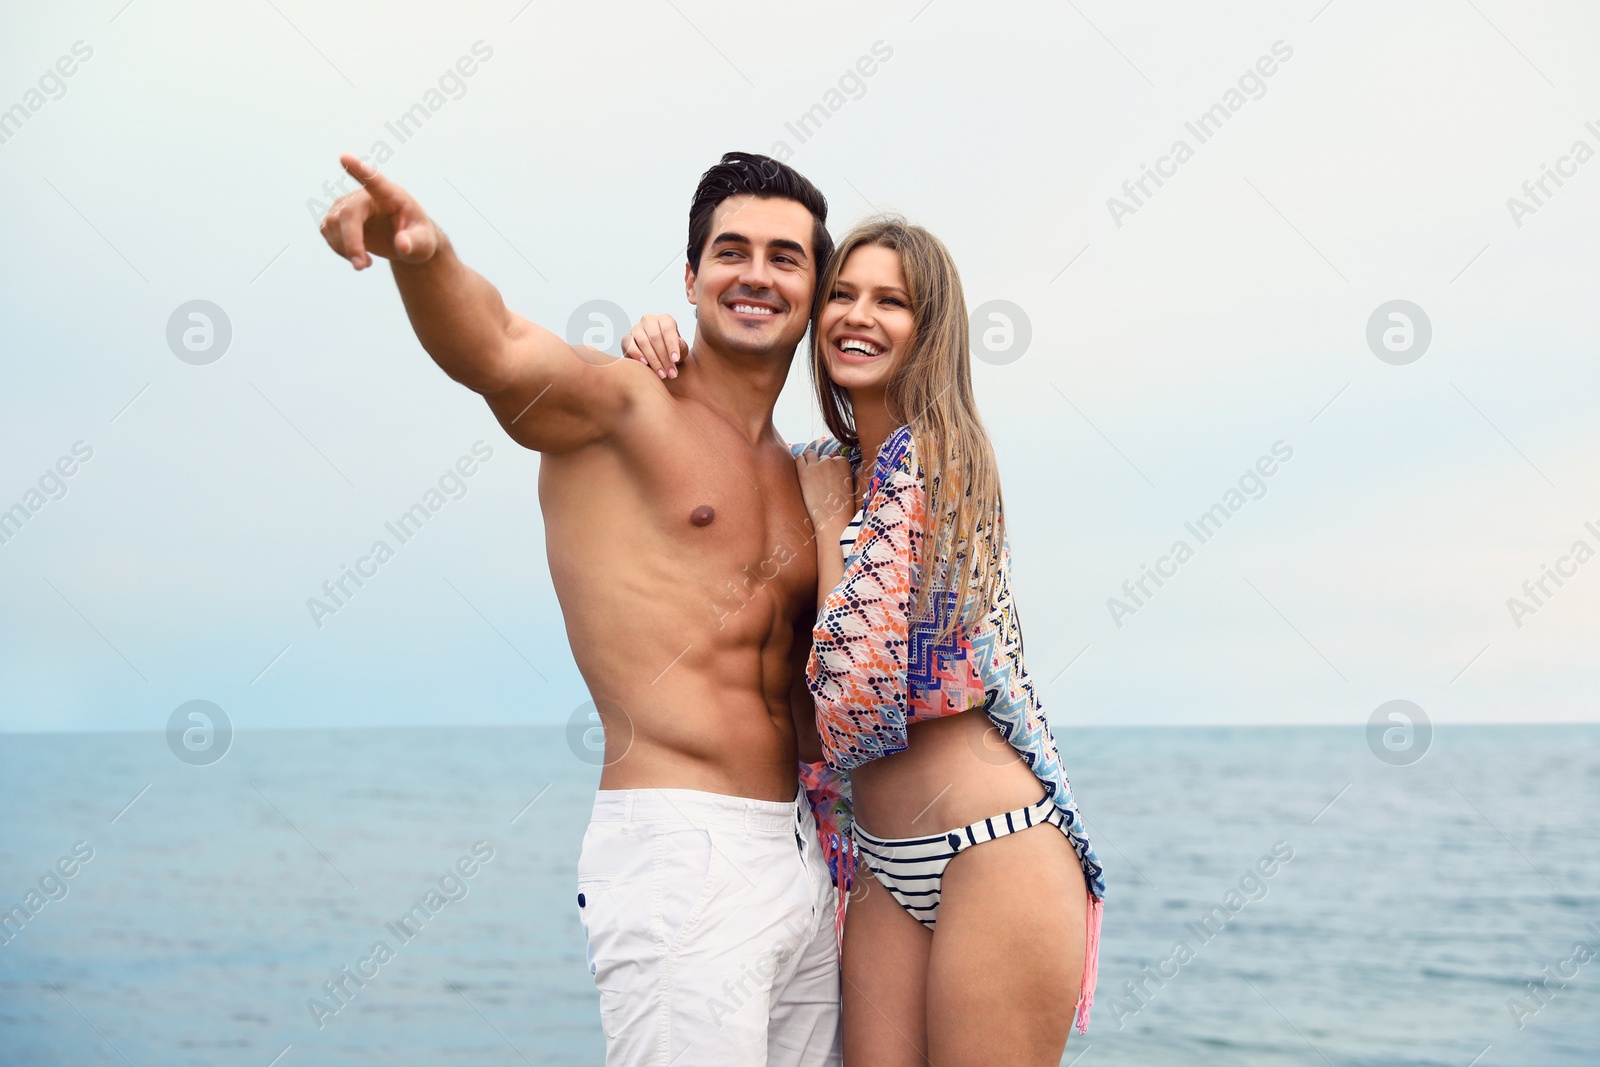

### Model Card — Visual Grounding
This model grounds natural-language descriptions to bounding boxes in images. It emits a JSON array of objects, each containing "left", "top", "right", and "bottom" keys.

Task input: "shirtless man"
[{"left": 318, "top": 151, "right": 840, "bottom": 1066}]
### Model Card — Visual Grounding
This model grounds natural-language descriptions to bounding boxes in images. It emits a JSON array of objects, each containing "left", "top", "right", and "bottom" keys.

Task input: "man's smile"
[{"left": 725, "top": 298, "right": 783, "bottom": 318}]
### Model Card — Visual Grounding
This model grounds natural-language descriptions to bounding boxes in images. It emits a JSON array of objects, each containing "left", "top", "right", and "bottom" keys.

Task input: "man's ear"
[{"left": 683, "top": 262, "right": 697, "bottom": 306}]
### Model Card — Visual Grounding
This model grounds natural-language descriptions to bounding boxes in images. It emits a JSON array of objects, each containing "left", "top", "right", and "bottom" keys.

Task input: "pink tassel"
[{"left": 1073, "top": 893, "right": 1103, "bottom": 1034}]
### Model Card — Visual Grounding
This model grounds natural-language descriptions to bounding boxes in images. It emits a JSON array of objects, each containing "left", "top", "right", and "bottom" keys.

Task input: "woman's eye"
[{"left": 883, "top": 298, "right": 907, "bottom": 308}]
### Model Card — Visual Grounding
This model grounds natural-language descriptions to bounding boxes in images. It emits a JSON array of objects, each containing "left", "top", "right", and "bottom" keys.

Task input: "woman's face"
[{"left": 818, "top": 244, "right": 915, "bottom": 396}]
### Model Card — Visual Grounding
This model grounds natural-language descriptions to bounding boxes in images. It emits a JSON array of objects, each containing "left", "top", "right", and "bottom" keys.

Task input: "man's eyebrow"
[{"left": 709, "top": 232, "right": 808, "bottom": 261}]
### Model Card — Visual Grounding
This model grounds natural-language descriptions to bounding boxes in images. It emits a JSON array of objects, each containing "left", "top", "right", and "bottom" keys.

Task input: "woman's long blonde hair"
[{"left": 810, "top": 216, "right": 1003, "bottom": 643}]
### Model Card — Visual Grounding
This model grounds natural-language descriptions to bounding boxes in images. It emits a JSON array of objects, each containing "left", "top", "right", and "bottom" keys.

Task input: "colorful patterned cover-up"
[{"left": 793, "top": 425, "right": 1106, "bottom": 1034}]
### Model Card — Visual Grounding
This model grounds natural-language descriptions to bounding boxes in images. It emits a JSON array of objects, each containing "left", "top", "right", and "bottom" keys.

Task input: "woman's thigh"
[
  {"left": 927, "top": 823, "right": 1088, "bottom": 1067},
  {"left": 842, "top": 872, "right": 933, "bottom": 1067}
]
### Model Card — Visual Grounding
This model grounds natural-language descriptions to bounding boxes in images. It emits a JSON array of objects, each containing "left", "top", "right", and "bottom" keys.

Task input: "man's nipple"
[{"left": 690, "top": 505, "right": 716, "bottom": 527}]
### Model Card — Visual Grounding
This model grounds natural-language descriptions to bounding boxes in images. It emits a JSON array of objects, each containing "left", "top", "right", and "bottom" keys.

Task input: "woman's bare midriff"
[{"left": 847, "top": 708, "right": 1049, "bottom": 839}]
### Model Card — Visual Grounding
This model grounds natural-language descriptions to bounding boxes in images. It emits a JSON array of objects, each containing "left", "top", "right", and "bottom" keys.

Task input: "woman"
[{"left": 624, "top": 217, "right": 1104, "bottom": 1066}]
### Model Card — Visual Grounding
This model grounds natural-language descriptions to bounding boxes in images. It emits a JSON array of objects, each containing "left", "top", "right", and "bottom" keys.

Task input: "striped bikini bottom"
[{"left": 851, "top": 792, "right": 1070, "bottom": 928}]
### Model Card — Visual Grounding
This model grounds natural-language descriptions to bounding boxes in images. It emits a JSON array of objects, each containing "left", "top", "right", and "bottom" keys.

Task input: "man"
[{"left": 318, "top": 151, "right": 841, "bottom": 1065}]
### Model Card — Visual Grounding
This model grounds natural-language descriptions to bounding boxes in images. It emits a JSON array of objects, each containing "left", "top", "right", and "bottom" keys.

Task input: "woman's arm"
[{"left": 806, "top": 427, "right": 921, "bottom": 767}]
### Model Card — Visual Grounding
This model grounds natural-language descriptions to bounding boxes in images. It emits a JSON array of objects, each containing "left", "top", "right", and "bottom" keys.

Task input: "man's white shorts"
[{"left": 576, "top": 785, "right": 841, "bottom": 1067}]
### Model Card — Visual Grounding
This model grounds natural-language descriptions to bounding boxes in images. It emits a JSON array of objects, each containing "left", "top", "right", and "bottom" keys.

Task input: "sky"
[{"left": 1, "top": 0, "right": 1597, "bottom": 732}]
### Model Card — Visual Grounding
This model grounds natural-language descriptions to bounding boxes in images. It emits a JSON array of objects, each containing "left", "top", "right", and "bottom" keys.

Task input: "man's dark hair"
[{"left": 687, "top": 152, "right": 833, "bottom": 302}]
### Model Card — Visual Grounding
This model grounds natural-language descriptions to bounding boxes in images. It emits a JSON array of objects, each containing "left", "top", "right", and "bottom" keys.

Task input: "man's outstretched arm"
[{"left": 319, "top": 154, "right": 650, "bottom": 453}]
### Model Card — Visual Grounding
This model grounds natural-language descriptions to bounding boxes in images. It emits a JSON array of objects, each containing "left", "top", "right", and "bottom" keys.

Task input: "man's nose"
[{"left": 739, "top": 254, "right": 776, "bottom": 290}]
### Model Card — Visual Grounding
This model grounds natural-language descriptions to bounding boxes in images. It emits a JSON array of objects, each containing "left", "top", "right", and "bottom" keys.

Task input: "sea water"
[{"left": 1, "top": 725, "right": 1596, "bottom": 1066}]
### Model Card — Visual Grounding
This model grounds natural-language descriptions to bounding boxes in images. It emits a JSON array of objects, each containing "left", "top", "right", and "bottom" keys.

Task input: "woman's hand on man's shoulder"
[{"left": 795, "top": 452, "right": 856, "bottom": 538}]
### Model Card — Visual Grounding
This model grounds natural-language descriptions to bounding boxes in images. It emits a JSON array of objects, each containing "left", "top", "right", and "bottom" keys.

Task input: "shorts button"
[
  {"left": 947, "top": 833, "right": 962, "bottom": 851},
  {"left": 577, "top": 892, "right": 586, "bottom": 908}
]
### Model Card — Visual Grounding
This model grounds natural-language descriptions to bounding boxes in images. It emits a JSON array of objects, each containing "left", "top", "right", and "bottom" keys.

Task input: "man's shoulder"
[{"left": 599, "top": 355, "right": 699, "bottom": 423}]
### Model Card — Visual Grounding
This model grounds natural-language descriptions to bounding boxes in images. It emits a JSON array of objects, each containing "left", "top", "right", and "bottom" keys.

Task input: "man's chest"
[{"left": 649, "top": 448, "right": 817, "bottom": 598}]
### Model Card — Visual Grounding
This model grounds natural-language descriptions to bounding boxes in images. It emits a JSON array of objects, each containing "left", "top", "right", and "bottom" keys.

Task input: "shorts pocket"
[
  {"left": 576, "top": 875, "right": 633, "bottom": 1040},
  {"left": 575, "top": 875, "right": 611, "bottom": 978},
  {"left": 654, "top": 825, "right": 720, "bottom": 955}
]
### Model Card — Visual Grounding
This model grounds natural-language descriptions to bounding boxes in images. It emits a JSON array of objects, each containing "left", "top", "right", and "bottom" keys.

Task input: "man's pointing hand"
[{"left": 319, "top": 153, "right": 441, "bottom": 270}]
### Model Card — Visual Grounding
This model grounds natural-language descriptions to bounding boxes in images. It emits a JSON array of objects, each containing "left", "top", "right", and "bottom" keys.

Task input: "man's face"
[{"left": 686, "top": 195, "right": 816, "bottom": 360}]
